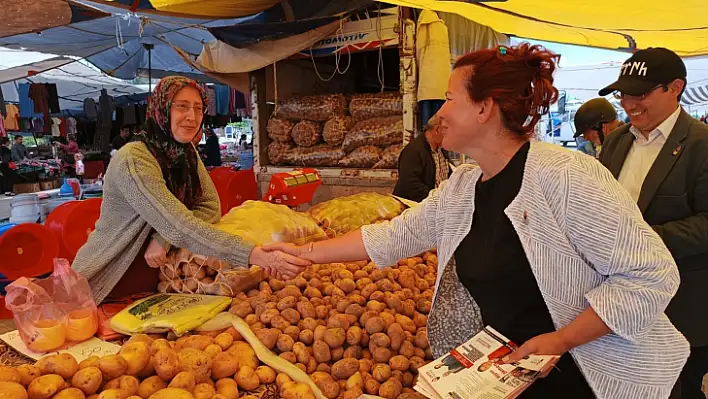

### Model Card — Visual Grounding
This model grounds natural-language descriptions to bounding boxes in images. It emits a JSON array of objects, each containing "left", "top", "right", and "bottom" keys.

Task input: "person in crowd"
[
  {"left": 72, "top": 76, "right": 309, "bottom": 305},
  {"left": 56, "top": 134, "right": 80, "bottom": 177},
  {"left": 112, "top": 126, "right": 132, "bottom": 152},
  {"left": 204, "top": 128, "right": 222, "bottom": 167},
  {"left": 262, "top": 43, "right": 689, "bottom": 398},
  {"left": 10, "top": 135, "right": 28, "bottom": 162},
  {"left": 572, "top": 98, "right": 622, "bottom": 158},
  {"left": 597, "top": 47, "right": 708, "bottom": 399},
  {"left": 239, "top": 134, "right": 249, "bottom": 152},
  {"left": 392, "top": 114, "right": 450, "bottom": 202},
  {"left": 0, "top": 137, "right": 16, "bottom": 196}
]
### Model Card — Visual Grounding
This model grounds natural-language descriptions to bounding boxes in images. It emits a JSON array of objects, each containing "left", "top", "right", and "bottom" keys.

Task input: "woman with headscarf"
[{"left": 72, "top": 76, "right": 309, "bottom": 304}]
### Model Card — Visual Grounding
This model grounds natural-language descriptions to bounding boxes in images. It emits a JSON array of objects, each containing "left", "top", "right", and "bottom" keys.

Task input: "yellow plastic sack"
[
  {"left": 110, "top": 293, "right": 231, "bottom": 336},
  {"left": 307, "top": 192, "right": 407, "bottom": 237},
  {"left": 218, "top": 200, "right": 328, "bottom": 246}
]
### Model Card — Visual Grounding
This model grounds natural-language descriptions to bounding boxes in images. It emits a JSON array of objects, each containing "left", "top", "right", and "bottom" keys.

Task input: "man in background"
[
  {"left": 393, "top": 114, "right": 450, "bottom": 202},
  {"left": 598, "top": 47, "right": 708, "bottom": 399},
  {"left": 10, "top": 135, "right": 28, "bottom": 162},
  {"left": 204, "top": 128, "right": 222, "bottom": 167},
  {"left": 573, "top": 98, "right": 622, "bottom": 158},
  {"left": 112, "top": 126, "right": 131, "bottom": 152}
]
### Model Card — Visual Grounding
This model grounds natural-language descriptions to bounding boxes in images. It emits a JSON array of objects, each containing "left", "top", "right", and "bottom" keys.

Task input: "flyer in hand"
[{"left": 415, "top": 326, "right": 558, "bottom": 399}]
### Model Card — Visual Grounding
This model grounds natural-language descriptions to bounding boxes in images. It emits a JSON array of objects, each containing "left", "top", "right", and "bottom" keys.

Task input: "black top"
[
  {"left": 204, "top": 134, "right": 222, "bottom": 167},
  {"left": 393, "top": 134, "right": 451, "bottom": 202},
  {"left": 454, "top": 142, "right": 594, "bottom": 398}
]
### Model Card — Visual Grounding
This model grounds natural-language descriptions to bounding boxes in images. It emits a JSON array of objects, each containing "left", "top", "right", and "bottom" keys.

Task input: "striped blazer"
[{"left": 362, "top": 141, "right": 689, "bottom": 398}]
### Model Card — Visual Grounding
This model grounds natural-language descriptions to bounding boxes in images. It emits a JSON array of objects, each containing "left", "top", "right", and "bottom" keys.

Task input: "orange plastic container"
[
  {"left": 45, "top": 198, "right": 102, "bottom": 261},
  {"left": 209, "top": 167, "right": 259, "bottom": 215}
]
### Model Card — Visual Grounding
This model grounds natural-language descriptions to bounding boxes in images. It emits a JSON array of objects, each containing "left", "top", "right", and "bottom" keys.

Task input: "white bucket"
[{"left": 10, "top": 194, "right": 41, "bottom": 222}]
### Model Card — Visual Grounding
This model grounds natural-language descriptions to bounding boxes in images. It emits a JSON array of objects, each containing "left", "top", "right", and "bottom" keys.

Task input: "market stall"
[{"left": 248, "top": 7, "right": 415, "bottom": 206}]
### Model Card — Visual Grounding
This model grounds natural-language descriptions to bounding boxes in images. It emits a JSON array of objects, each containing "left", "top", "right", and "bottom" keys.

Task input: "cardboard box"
[
  {"left": 13, "top": 182, "right": 40, "bottom": 194},
  {"left": 39, "top": 180, "right": 57, "bottom": 191}
]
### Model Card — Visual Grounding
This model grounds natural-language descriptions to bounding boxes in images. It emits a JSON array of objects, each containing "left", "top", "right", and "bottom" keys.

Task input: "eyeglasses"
[
  {"left": 613, "top": 85, "right": 666, "bottom": 101},
  {"left": 171, "top": 101, "right": 205, "bottom": 115}
]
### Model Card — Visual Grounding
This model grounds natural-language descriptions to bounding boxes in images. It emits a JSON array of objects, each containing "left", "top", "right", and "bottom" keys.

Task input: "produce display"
[
  {"left": 338, "top": 146, "right": 382, "bottom": 169},
  {"left": 307, "top": 193, "right": 407, "bottom": 237},
  {"left": 373, "top": 144, "right": 404, "bottom": 170},
  {"left": 292, "top": 121, "right": 322, "bottom": 148},
  {"left": 322, "top": 116, "right": 354, "bottom": 146},
  {"left": 348, "top": 93, "right": 403, "bottom": 121},
  {"left": 275, "top": 95, "right": 348, "bottom": 122},
  {"left": 265, "top": 93, "right": 403, "bottom": 169},
  {"left": 158, "top": 202, "right": 329, "bottom": 296},
  {"left": 229, "top": 251, "right": 438, "bottom": 399},
  {"left": 342, "top": 116, "right": 403, "bottom": 153},
  {"left": 267, "top": 118, "right": 295, "bottom": 143},
  {"left": 0, "top": 330, "right": 319, "bottom": 399}
]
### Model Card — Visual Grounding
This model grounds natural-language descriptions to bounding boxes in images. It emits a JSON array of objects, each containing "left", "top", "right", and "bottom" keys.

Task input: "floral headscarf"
[{"left": 132, "top": 76, "right": 207, "bottom": 210}]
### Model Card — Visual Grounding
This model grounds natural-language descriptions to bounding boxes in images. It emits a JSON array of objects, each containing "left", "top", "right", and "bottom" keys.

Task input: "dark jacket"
[
  {"left": 1, "top": 146, "right": 11, "bottom": 164},
  {"left": 204, "top": 134, "right": 222, "bottom": 167},
  {"left": 393, "top": 134, "right": 451, "bottom": 202},
  {"left": 599, "top": 109, "right": 708, "bottom": 346}
]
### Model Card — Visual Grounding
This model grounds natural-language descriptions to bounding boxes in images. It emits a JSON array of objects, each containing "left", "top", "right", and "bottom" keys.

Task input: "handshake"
[{"left": 249, "top": 243, "right": 312, "bottom": 280}]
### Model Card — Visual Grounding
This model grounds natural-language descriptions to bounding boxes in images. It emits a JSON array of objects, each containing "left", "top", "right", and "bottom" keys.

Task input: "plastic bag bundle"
[
  {"left": 267, "top": 117, "right": 295, "bottom": 143},
  {"left": 5, "top": 259, "right": 98, "bottom": 352},
  {"left": 342, "top": 116, "right": 403, "bottom": 152},
  {"left": 349, "top": 92, "right": 403, "bottom": 120},
  {"left": 275, "top": 94, "right": 347, "bottom": 121},
  {"left": 322, "top": 115, "right": 354, "bottom": 146},
  {"left": 339, "top": 145, "right": 381, "bottom": 168},
  {"left": 295, "top": 144, "right": 345, "bottom": 167},
  {"left": 292, "top": 120, "right": 322, "bottom": 147},
  {"left": 373, "top": 143, "right": 403, "bottom": 169},
  {"left": 308, "top": 192, "right": 407, "bottom": 237},
  {"left": 267, "top": 141, "right": 296, "bottom": 165}
]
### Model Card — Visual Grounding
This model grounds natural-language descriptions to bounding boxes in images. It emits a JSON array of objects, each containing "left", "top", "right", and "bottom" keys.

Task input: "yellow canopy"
[{"left": 381, "top": 0, "right": 708, "bottom": 56}]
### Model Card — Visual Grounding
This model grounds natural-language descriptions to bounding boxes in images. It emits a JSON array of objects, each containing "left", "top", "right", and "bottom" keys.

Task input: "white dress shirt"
[{"left": 618, "top": 106, "right": 681, "bottom": 202}]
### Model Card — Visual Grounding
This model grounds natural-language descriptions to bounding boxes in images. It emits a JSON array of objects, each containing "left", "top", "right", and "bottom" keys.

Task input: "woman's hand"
[
  {"left": 145, "top": 238, "right": 168, "bottom": 269},
  {"left": 503, "top": 332, "right": 569, "bottom": 364},
  {"left": 249, "top": 246, "right": 311, "bottom": 280},
  {"left": 262, "top": 242, "right": 309, "bottom": 260}
]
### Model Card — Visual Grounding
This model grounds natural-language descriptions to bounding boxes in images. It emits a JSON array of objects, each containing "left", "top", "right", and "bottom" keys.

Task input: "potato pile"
[
  {"left": 0, "top": 331, "right": 315, "bottom": 399},
  {"left": 264, "top": 92, "right": 403, "bottom": 169},
  {"left": 228, "top": 253, "right": 438, "bottom": 399}
]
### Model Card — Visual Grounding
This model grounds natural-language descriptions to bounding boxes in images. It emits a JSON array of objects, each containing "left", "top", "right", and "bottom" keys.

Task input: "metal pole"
[{"left": 143, "top": 43, "right": 154, "bottom": 92}]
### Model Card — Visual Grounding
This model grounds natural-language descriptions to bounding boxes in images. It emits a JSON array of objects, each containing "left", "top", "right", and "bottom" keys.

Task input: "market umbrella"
[
  {"left": 0, "top": 0, "right": 258, "bottom": 82},
  {"left": 0, "top": 0, "right": 108, "bottom": 38},
  {"left": 378, "top": 0, "right": 708, "bottom": 56}
]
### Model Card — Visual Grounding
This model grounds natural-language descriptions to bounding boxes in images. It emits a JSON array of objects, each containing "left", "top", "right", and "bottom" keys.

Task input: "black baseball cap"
[
  {"left": 573, "top": 98, "right": 618, "bottom": 138},
  {"left": 599, "top": 48, "right": 686, "bottom": 97}
]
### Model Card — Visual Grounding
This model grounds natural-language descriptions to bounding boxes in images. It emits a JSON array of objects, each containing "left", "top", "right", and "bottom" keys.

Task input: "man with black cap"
[
  {"left": 573, "top": 97, "right": 622, "bottom": 157},
  {"left": 598, "top": 47, "right": 708, "bottom": 399}
]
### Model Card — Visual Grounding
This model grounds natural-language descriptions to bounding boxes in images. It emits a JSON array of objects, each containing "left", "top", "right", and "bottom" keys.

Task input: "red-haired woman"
[{"left": 263, "top": 44, "right": 689, "bottom": 398}]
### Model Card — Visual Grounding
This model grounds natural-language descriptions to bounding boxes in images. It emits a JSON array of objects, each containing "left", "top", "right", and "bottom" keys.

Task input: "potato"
[
  {"left": 204, "top": 344, "right": 223, "bottom": 359},
  {"left": 211, "top": 352, "right": 239, "bottom": 380},
  {"left": 370, "top": 333, "right": 391, "bottom": 348},
  {"left": 27, "top": 374, "right": 64, "bottom": 399},
  {"left": 147, "top": 388, "right": 194, "bottom": 399},
  {"left": 295, "top": 302, "right": 316, "bottom": 319},
  {"left": 214, "top": 333, "right": 234, "bottom": 351},
  {"left": 255, "top": 328, "right": 280, "bottom": 350},
  {"left": 177, "top": 336, "right": 214, "bottom": 352},
  {"left": 52, "top": 388, "right": 85, "bottom": 399},
  {"left": 364, "top": 378, "right": 380, "bottom": 395},
  {"left": 215, "top": 379, "right": 239, "bottom": 399},
  {"left": 389, "top": 355, "right": 411, "bottom": 372},
  {"left": 229, "top": 302, "right": 252, "bottom": 318},
  {"left": 358, "top": 359, "right": 373, "bottom": 375},
  {"left": 312, "top": 340, "right": 331, "bottom": 364},
  {"left": 282, "top": 326, "right": 300, "bottom": 341},
  {"left": 409, "top": 356, "right": 426, "bottom": 373},
  {"left": 373, "top": 347, "right": 393, "bottom": 363},
  {"left": 331, "top": 358, "right": 359, "bottom": 380},
  {"left": 414, "top": 330, "right": 429, "bottom": 349},
  {"left": 104, "top": 376, "right": 139, "bottom": 396},
  {"left": 310, "top": 373, "right": 339, "bottom": 399},
  {"left": 153, "top": 349, "right": 179, "bottom": 381},
  {"left": 298, "top": 318, "right": 319, "bottom": 332},
  {"left": 71, "top": 367, "right": 102, "bottom": 395},
  {"left": 78, "top": 357, "right": 99, "bottom": 371},
  {"left": 227, "top": 343, "right": 258, "bottom": 370},
  {"left": 169, "top": 371, "right": 196, "bottom": 392},
  {"left": 292, "top": 342, "right": 310, "bottom": 364},
  {"left": 193, "top": 383, "right": 215, "bottom": 399},
  {"left": 150, "top": 340, "right": 172, "bottom": 355},
  {"left": 16, "top": 365, "right": 40, "bottom": 386},
  {"left": 279, "top": 352, "right": 297, "bottom": 364},
  {"left": 315, "top": 306, "right": 328, "bottom": 320},
  {"left": 282, "top": 382, "right": 315, "bottom": 399},
  {"left": 97, "top": 355, "right": 128, "bottom": 380},
  {"left": 36, "top": 354, "right": 79, "bottom": 379},
  {"left": 313, "top": 326, "right": 327, "bottom": 342},
  {"left": 0, "top": 382, "right": 27, "bottom": 399},
  {"left": 276, "top": 334, "right": 295, "bottom": 353},
  {"left": 372, "top": 364, "right": 392, "bottom": 383},
  {"left": 378, "top": 379, "right": 402, "bottom": 399},
  {"left": 119, "top": 342, "right": 151, "bottom": 376},
  {"left": 345, "top": 372, "right": 364, "bottom": 391},
  {"left": 276, "top": 373, "right": 292, "bottom": 389},
  {"left": 413, "top": 347, "right": 426, "bottom": 360},
  {"left": 280, "top": 308, "right": 301, "bottom": 325},
  {"left": 0, "top": 366, "right": 21, "bottom": 383},
  {"left": 379, "top": 313, "right": 395, "bottom": 329},
  {"left": 344, "top": 327, "right": 361, "bottom": 347},
  {"left": 323, "top": 328, "right": 345, "bottom": 348},
  {"left": 277, "top": 296, "right": 297, "bottom": 311},
  {"left": 331, "top": 347, "right": 344, "bottom": 362},
  {"left": 234, "top": 367, "right": 259, "bottom": 391},
  {"left": 178, "top": 349, "right": 212, "bottom": 384},
  {"left": 95, "top": 389, "right": 126, "bottom": 399},
  {"left": 295, "top": 329, "right": 313, "bottom": 346},
  {"left": 255, "top": 366, "right": 276, "bottom": 384},
  {"left": 138, "top": 376, "right": 168, "bottom": 399},
  {"left": 399, "top": 341, "right": 415, "bottom": 359}
]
